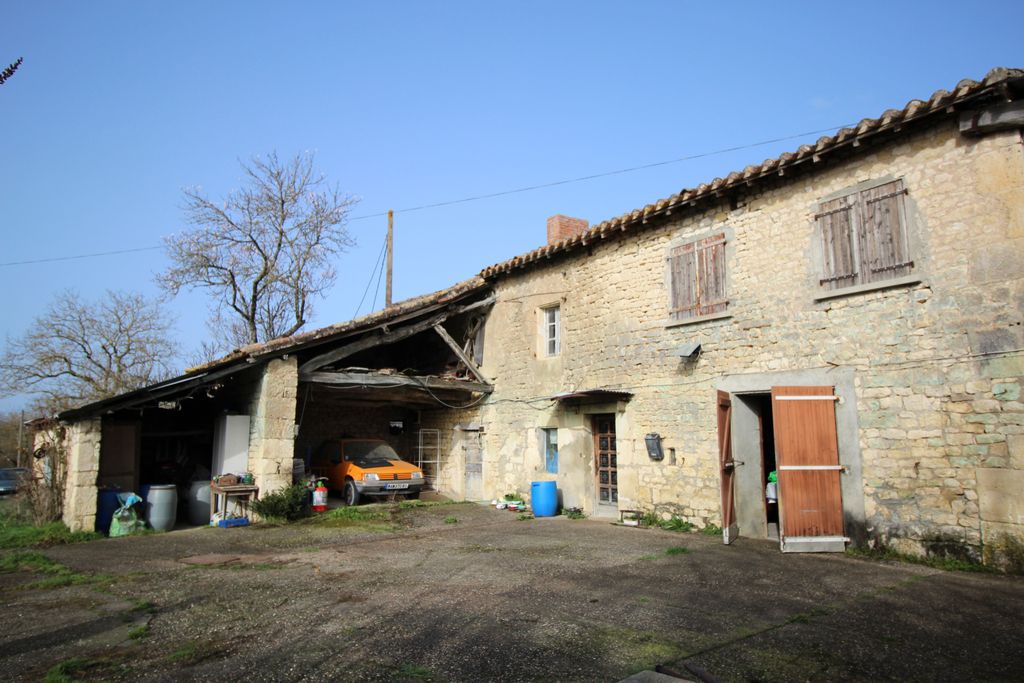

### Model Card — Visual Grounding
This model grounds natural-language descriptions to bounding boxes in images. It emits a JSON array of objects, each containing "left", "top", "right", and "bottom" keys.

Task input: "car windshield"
[
  {"left": 0, "top": 471, "right": 17, "bottom": 482},
  {"left": 344, "top": 441, "right": 400, "bottom": 466}
]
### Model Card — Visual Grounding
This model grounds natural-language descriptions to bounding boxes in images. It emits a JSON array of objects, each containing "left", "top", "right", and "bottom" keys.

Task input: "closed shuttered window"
[
  {"left": 817, "top": 179, "right": 912, "bottom": 291},
  {"left": 667, "top": 233, "right": 728, "bottom": 321}
]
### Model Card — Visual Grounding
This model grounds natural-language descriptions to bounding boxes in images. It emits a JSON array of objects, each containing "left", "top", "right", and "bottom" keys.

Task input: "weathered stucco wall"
[{"left": 477, "top": 122, "right": 1024, "bottom": 564}]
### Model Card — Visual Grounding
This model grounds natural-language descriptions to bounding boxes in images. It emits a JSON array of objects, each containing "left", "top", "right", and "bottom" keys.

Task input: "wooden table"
[{"left": 209, "top": 483, "right": 260, "bottom": 523}]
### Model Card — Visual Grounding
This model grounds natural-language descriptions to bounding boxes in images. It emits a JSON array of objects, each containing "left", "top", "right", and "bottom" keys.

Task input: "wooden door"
[
  {"left": 771, "top": 386, "right": 846, "bottom": 552},
  {"left": 717, "top": 391, "right": 738, "bottom": 544},
  {"left": 592, "top": 415, "right": 617, "bottom": 505},
  {"left": 99, "top": 420, "right": 140, "bottom": 493}
]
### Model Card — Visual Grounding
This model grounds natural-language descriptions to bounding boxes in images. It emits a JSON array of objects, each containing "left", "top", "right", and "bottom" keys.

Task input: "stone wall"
[
  {"left": 61, "top": 418, "right": 102, "bottom": 532},
  {"left": 247, "top": 357, "right": 299, "bottom": 495},
  {"left": 477, "top": 121, "right": 1024, "bottom": 563}
]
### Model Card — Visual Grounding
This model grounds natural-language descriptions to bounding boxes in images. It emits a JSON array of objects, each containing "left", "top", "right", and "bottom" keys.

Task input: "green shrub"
[
  {"left": 639, "top": 511, "right": 661, "bottom": 527},
  {"left": 701, "top": 523, "right": 722, "bottom": 536},
  {"left": 659, "top": 517, "right": 694, "bottom": 533},
  {"left": 251, "top": 483, "right": 310, "bottom": 522}
]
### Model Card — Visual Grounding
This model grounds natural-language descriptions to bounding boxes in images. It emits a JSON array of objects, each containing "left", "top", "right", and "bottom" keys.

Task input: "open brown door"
[
  {"left": 771, "top": 386, "right": 846, "bottom": 552},
  {"left": 717, "top": 390, "right": 738, "bottom": 544}
]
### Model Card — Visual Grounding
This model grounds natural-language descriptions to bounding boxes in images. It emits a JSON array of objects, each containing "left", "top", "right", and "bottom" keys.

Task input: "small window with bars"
[
  {"left": 541, "top": 305, "right": 560, "bottom": 356},
  {"left": 817, "top": 179, "right": 913, "bottom": 291},
  {"left": 667, "top": 233, "right": 728, "bottom": 321}
]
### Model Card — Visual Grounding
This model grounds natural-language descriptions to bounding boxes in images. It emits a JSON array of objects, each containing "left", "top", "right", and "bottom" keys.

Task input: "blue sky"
[{"left": 1, "top": 1, "right": 1021, "bottom": 411}]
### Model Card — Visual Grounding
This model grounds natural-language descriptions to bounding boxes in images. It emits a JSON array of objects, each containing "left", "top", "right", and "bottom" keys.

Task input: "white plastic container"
[
  {"left": 147, "top": 484, "right": 178, "bottom": 532},
  {"left": 187, "top": 480, "right": 211, "bottom": 526}
]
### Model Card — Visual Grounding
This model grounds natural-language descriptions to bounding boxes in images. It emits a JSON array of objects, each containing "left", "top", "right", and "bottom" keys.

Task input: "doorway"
[
  {"left": 592, "top": 414, "right": 617, "bottom": 508},
  {"left": 720, "top": 385, "right": 848, "bottom": 552}
]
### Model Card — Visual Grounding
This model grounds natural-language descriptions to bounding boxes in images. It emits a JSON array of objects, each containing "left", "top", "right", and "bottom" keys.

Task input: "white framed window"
[
  {"left": 816, "top": 178, "right": 913, "bottom": 291},
  {"left": 541, "top": 305, "right": 560, "bottom": 357}
]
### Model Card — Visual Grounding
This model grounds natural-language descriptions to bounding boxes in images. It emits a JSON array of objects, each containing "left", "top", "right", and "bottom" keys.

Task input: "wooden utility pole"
[
  {"left": 17, "top": 410, "right": 24, "bottom": 468},
  {"left": 385, "top": 209, "right": 394, "bottom": 308}
]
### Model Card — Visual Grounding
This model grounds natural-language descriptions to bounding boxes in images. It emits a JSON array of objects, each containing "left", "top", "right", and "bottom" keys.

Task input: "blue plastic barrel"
[
  {"left": 95, "top": 488, "right": 121, "bottom": 535},
  {"left": 531, "top": 481, "right": 558, "bottom": 517}
]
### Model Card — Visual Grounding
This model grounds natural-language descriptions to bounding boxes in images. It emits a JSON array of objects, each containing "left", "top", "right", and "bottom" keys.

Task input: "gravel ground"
[{"left": 1, "top": 501, "right": 1022, "bottom": 682}]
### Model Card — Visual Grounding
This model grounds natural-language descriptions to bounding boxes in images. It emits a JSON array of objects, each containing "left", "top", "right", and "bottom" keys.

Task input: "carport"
[{"left": 51, "top": 278, "right": 495, "bottom": 532}]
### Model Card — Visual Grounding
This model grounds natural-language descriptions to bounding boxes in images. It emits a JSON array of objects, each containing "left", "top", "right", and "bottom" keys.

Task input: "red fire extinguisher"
[{"left": 312, "top": 478, "right": 328, "bottom": 513}]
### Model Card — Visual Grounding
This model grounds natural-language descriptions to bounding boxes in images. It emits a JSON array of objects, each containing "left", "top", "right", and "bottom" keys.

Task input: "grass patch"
[
  {"left": 516, "top": 513, "right": 533, "bottom": 521},
  {"left": 44, "top": 657, "right": 95, "bottom": 683},
  {"left": 308, "top": 504, "right": 396, "bottom": 532},
  {"left": 701, "top": 524, "right": 722, "bottom": 536},
  {"left": 591, "top": 625, "right": 684, "bottom": 675},
  {"left": 130, "top": 598, "right": 157, "bottom": 614},
  {"left": 213, "top": 561, "right": 286, "bottom": 571},
  {"left": 665, "top": 546, "right": 690, "bottom": 556},
  {"left": 398, "top": 499, "right": 456, "bottom": 510},
  {"left": 393, "top": 663, "right": 437, "bottom": 680},
  {"left": 0, "top": 550, "right": 113, "bottom": 589},
  {"left": 169, "top": 641, "right": 199, "bottom": 663},
  {"left": 167, "top": 639, "right": 225, "bottom": 664},
  {"left": 563, "top": 507, "right": 585, "bottom": 520},
  {"left": 444, "top": 516, "right": 458, "bottom": 525},
  {"left": 128, "top": 625, "right": 150, "bottom": 640},
  {"left": 0, "top": 514, "right": 101, "bottom": 549},
  {"left": 846, "top": 546, "right": 997, "bottom": 573},
  {"left": 638, "top": 554, "right": 659, "bottom": 561}
]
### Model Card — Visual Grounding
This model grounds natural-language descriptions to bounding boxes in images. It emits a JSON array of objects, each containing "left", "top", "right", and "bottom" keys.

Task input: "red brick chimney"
[{"left": 546, "top": 214, "right": 589, "bottom": 245}]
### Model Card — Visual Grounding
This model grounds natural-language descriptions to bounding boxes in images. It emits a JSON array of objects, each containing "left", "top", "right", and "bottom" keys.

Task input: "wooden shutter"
[
  {"left": 697, "top": 234, "right": 728, "bottom": 315},
  {"left": 816, "top": 196, "right": 858, "bottom": 289},
  {"left": 717, "top": 390, "right": 738, "bottom": 544},
  {"left": 860, "top": 179, "right": 912, "bottom": 283},
  {"left": 668, "top": 242, "right": 697, "bottom": 320},
  {"left": 668, "top": 234, "right": 727, "bottom": 320}
]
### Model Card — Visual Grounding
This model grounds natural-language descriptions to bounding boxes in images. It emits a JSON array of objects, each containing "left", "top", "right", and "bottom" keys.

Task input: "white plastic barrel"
[
  {"left": 146, "top": 484, "right": 178, "bottom": 532},
  {"left": 187, "top": 480, "right": 211, "bottom": 526}
]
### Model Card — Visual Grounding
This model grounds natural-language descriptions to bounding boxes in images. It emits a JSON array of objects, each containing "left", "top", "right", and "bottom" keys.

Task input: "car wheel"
[{"left": 343, "top": 481, "right": 360, "bottom": 506}]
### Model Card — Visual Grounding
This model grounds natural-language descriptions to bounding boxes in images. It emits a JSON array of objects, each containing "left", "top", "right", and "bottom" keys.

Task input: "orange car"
[{"left": 311, "top": 439, "right": 424, "bottom": 506}]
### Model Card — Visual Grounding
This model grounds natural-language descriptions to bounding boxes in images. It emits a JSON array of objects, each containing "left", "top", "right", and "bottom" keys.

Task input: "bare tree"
[
  {"left": 159, "top": 152, "right": 357, "bottom": 347},
  {"left": 0, "top": 57, "right": 22, "bottom": 86},
  {"left": 0, "top": 290, "right": 177, "bottom": 413},
  {"left": 0, "top": 411, "right": 25, "bottom": 467}
]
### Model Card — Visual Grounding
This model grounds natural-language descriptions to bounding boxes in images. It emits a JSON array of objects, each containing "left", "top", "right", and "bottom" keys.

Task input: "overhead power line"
[{"left": 0, "top": 122, "right": 854, "bottom": 269}]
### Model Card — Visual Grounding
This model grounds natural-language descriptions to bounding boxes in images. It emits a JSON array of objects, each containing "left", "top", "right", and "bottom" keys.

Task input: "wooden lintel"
[
  {"left": 432, "top": 324, "right": 488, "bottom": 384},
  {"left": 959, "top": 101, "right": 1024, "bottom": 136},
  {"left": 302, "top": 371, "right": 493, "bottom": 395}
]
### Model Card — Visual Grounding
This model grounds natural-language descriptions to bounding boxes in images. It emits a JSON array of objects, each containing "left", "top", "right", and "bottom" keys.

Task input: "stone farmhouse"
[{"left": 45, "top": 67, "right": 1023, "bottom": 566}]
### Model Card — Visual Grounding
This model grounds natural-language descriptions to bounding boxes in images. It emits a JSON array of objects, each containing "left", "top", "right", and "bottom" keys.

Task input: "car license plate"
[{"left": 385, "top": 483, "right": 409, "bottom": 490}]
